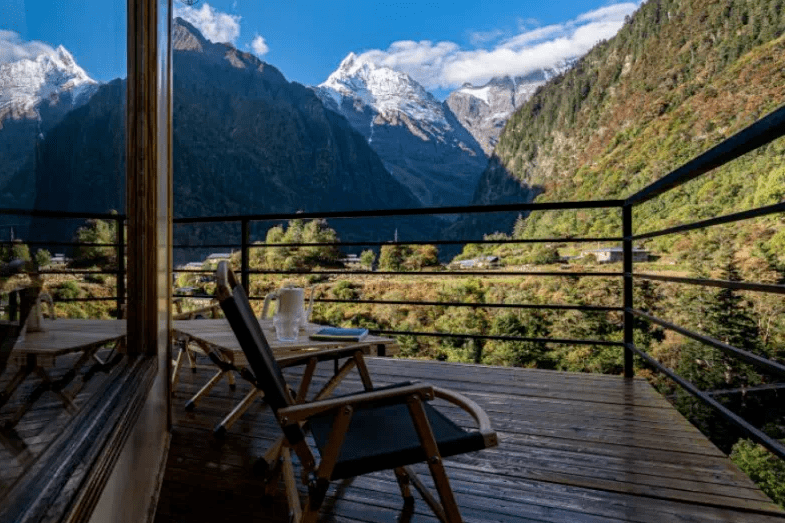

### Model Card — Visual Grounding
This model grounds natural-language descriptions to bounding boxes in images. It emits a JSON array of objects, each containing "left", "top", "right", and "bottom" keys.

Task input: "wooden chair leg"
[
  {"left": 353, "top": 351, "right": 374, "bottom": 391},
  {"left": 296, "top": 357, "right": 318, "bottom": 403},
  {"left": 185, "top": 343, "right": 197, "bottom": 373},
  {"left": 394, "top": 467, "right": 414, "bottom": 500},
  {"left": 0, "top": 365, "right": 32, "bottom": 409},
  {"left": 255, "top": 435, "right": 285, "bottom": 475},
  {"left": 282, "top": 447, "right": 302, "bottom": 523},
  {"left": 184, "top": 369, "right": 226, "bottom": 411},
  {"left": 404, "top": 466, "right": 448, "bottom": 523},
  {"left": 213, "top": 388, "right": 263, "bottom": 437},
  {"left": 171, "top": 346, "right": 184, "bottom": 390},
  {"left": 407, "top": 397, "right": 463, "bottom": 523},
  {"left": 312, "top": 359, "right": 356, "bottom": 401}
]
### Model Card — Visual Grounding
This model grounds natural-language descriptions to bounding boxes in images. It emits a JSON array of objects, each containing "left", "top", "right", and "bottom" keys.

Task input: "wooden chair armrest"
[
  {"left": 278, "top": 383, "right": 434, "bottom": 424},
  {"left": 432, "top": 386, "right": 497, "bottom": 448},
  {"left": 277, "top": 343, "right": 371, "bottom": 369}
]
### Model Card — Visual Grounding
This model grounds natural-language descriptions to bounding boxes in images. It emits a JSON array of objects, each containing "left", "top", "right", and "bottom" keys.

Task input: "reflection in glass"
[{"left": 0, "top": 0, "right": 126, "bottom": 500}]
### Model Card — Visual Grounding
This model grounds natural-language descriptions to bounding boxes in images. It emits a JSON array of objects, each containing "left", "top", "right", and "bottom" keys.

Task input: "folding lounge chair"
[{"left": 215, "top": 261, "right": 498, "bottom": 523}]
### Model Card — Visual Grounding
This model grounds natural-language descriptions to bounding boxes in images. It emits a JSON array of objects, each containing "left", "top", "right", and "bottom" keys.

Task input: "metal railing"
[
  {"left": 172, "top": 199, "right": 627, "bottom": 349},
  {"left": 170, "top": 103, "right": 785, "bottom": 463},
  {"left": 0, "top": 209, "right": 126, "bottom": 318},
  {"left": 621, "top": 104, "right": 785, "bottom": 460}
]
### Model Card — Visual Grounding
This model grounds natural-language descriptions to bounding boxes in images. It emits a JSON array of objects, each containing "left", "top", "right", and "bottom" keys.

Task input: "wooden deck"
[{"left": 155, "top": 357, "right": 785, "bottom": 523}]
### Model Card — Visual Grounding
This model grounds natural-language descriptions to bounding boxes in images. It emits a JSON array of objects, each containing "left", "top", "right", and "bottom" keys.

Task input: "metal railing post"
[
  {"left": 622, "top": 204, "right": 634, "bottom": 378},
  {"left": 8, "top": 290, "right": 17, "bottom": 321},
  {"left": 241, "top": 218, "right": 250, "bottom": 292},
  {"left": 117, "top": 217, "right": 125, "bottom": 319}
]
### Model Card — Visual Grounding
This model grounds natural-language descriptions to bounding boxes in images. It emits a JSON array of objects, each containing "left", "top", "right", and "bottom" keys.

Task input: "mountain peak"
[
  {"left": 54, "top": 45, "right": 76, "bottom": 67},
  {"left": 338, "top": 52, "right": 359, "bottom": 70},
  {"left": 446, "top": 69, "right": 556, "bottom": 155},
  {"left": 317, "top": 54, "right": 446, "bottom": 127},
  {"left": 173, "top": 17, "right": 210, "bottom": 52},
  {"left": 0, "top": 43, "right": 97, "bottom": 123}
]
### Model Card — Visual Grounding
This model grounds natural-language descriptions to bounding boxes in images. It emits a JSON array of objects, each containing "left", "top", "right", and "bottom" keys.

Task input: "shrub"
[{"left": 54, "top": 280, "right": 82, "bottom": 300}]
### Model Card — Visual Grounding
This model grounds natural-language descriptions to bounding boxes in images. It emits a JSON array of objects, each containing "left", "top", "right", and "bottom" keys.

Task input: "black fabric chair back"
[{"left": 215, "top": 262, "right": 307, "bottom": 444}]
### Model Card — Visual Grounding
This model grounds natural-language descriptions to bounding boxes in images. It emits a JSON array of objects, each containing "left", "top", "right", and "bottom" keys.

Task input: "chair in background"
[{"left": 215, "top": 261, "right": 497, "bottom": 523}]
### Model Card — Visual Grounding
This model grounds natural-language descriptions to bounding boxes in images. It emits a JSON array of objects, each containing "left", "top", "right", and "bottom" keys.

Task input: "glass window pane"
[{"left": 0, "top": 0, "right": 126, "bottom": 500}]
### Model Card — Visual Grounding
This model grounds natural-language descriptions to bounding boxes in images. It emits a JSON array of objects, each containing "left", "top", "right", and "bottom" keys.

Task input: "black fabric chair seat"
[{"left": 310, "top": 400, "right": 487, "bottom": 480}]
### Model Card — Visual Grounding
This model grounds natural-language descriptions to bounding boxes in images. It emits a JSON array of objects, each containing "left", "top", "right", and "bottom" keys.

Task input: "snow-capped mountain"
[
  {"left": 0, "top": 45, "right": 98, "bottom": 125},
  {"left": 316, "top": 52, "right": 450, "bottom": 131},
  {"left": 445, "top": 64, "right": 573, "bottom": 155},
  {"left": 313, "top": 53, "right": 486, "bottom": 208},
  {"left": 0, "top": 44, "right": 99, "bottom": 200}
]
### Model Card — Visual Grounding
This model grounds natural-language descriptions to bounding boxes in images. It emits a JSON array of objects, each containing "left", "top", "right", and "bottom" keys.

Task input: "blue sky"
[{"left": 1, "top": 0, "right": 640, "bottom": 97}]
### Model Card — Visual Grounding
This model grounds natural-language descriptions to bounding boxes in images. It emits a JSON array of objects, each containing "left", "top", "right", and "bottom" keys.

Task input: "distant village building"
[
  {"left": 450, "top": 255, "right": 500, "bottom": 270},
  {"left": 49, "top": 253, "right": 70, "bottom": 266},
  {"left": 340, "top": 254, "right": 362, "bottom": 268},
  {"left": 177, "top": 262, "right": 206, "bottom": 270},
  {"left": 205, "top": 252, "right": 233, "bottom": 262},
  {"left": 581, "top": 247, "right": 649, "bottom": 263}
]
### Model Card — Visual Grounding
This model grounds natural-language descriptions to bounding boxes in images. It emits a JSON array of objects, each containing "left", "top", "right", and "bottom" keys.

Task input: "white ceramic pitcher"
[
  {"left": 261, "top": 286, "right": 315, "bottom": 329},
  {"left": 27, "top": 292, "right": 55, "bottom": 333}
]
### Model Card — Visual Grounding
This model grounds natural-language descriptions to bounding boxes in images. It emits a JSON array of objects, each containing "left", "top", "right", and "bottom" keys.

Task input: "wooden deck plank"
[{"left": 155, "top": 357, "right": 784, "bottom": 523}]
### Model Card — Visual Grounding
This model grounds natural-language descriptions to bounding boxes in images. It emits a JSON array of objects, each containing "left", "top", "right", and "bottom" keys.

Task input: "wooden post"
[
  {"left": 126, "top": 0, "right": 172, "bottom": 356},
  {"left": 8, "top": 290, "right": 17, "bottom": 321}
]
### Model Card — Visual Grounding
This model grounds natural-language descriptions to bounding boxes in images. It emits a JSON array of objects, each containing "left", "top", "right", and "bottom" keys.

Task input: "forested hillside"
[
  {"left": 451, "top": 0, "right": 785, "bottom": 502},
  {"left": 488, "top": 0, "right": 785, "bottom": 264}
]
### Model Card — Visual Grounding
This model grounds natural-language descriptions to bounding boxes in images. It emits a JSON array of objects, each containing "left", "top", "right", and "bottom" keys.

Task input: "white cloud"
[
  {"left": 576, "top": 3, "right": 638, "bottom": 23},
  {"left": 354, "top": 1, "right": 641, "bottom": 90},
  {"left": 0, "top": 30, "right": 56, "bottom": 64},
  {"left": 498, "top": 24, "right": 566, "bottom": 50},
  {"left": 468, "top": 28, "right": 505, "bottom": 46},
  {"left": 249, "top": 34, "right": 269, "bottom": 56},
  {"left": 174, "top": 2, "right": 241, "bottom": 44}
]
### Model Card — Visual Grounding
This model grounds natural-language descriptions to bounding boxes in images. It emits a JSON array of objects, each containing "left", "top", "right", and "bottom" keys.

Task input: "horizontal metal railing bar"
[
  {"left": 633, "top": 201, "right": 785, "bottom": 240},
  {"left": 635, "top": 273, "right": 785, "bottom": 295},
  {"left": 631, "top": 308, "right": 785, "bottom": 380},
  {"left": 247, "top": 269, "right": 623, "bottom": 277},
  {"left": 172, "top": 237, "right": 622, "bottom": 249},
  {"left": 168, "top": 295, "right": 622, "bottom": 313},
  {"left": 0, "top": 241, "right": 121, "bottom": 248},
  {"left": 0, "top": 208, "right": 126, "bottom": 220},
  {"left": 705, "top": 383, "right": 785, "bottom": 397},
  {"left": 52, "top": 297, "right": 118, "bottom": 302},
  {"left": 172, "top": 244, "right": 240, "bottom": 249},
  {"left": 251, "top": 237, "right": 620, "bottom": 247},
  {"left": 316, "top": 298, "right": 622, "bottom": 312},
  {"left": 626, "top": 103, "right": 785, "bottom": 206},
  {"left": 371, "top": 329, "right": 624, "bottom": 346},
  {"left": 173, "top": 199, "right": 625, "bottom": 224},
  {"left": 37, "top": 269, "right": 119, "bottom": 275},
  {"left": 627, "top": 342, "right": 785, "bottom": 461},
  {"left": 172, "top": 268, "right": 623, "bottom": 277}
]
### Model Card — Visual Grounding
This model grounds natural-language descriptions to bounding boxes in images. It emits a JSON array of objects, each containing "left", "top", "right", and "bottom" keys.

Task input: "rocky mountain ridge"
[
  {"left": 445, "top": 66, "right": 570, "bottom": 155},
  {"left": 313, "top": 54, "right": 487, "bottom": 208}
]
